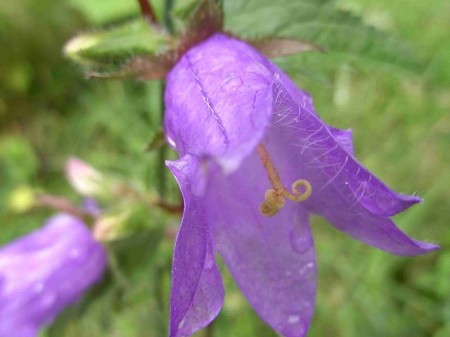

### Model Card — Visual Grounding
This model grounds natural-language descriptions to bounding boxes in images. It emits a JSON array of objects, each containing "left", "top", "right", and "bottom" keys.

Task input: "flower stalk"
[
  {"left": 35, "top": 193, "right": 89, "bottom": 220},
  {"left": 138, "top": 0, "right": 157, "bottom": 24}
]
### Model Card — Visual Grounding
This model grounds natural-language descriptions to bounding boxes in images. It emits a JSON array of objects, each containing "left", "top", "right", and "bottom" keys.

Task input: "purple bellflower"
[
  {"left": 164, "top": 33, "right": 438, "bottom": 337},
  {"left": 0, "top": 214, "right": 107, "bottom": 337}
]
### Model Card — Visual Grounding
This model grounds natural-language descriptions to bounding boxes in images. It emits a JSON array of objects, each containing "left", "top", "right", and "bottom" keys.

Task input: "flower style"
[
  {"left": 164, "top": 33, "right": 438, "bottom": 337},
  {"left": 0, "top": 214, "right": 107, "bottom": 337}
]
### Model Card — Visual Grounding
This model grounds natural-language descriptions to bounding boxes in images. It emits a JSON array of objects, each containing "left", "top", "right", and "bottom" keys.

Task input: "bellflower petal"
[
  {"left": 165, "top": 34, "right": 274, "bottom": 172},
  {"left": 205, "top": 153, "right": 316, "bottom": 337},
  {"left": 264, "top": 77, "right": 436, "bottom": 255},
  {"left": 164, "top": 33, "right": 438, "bottom": 337},
  {"left": 0, "top": 214, "right": 107, "bottom": 337},
  {"left": 327, "top": 127, "right": 354, "bottom": 155},
  {"left": 269, "top": 75, "right": 423, "bottom": 218},
  {"left": 167, "top": 156, "right": 224, "bottom": 337}
]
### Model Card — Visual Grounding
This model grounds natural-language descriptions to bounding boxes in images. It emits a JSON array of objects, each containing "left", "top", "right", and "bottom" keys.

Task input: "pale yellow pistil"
[{"left": 257, "top": 144, "right": 312, "bottom": 216}]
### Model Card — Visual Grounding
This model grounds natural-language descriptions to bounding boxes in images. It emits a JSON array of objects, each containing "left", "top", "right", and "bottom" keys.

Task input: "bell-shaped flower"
[
  {"left": 0, "top": 214, "right": 107, "bottom": 337},
  {"left": 163, "top": 33, "right": 438, "bottom": 337}
]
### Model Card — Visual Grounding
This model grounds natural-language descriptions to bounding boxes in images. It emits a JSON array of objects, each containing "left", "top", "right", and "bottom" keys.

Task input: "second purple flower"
[{"left": 0, "top": 214, "right": 106, "bottom": 337}]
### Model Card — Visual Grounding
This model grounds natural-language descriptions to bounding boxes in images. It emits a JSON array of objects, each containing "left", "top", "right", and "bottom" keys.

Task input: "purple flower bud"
[
  {"left": 164, "top": 33, "right": 438, "bottom": 337},
  {"left": 0, "top": 214, "right": 107, "bottom": 337}
]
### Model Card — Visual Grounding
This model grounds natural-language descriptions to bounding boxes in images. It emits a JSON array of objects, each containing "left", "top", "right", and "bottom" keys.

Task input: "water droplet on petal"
[
  {"left": 167, "top": 135, "right": 177, "bottom": 148},
  {"left": 33, "top": 282, "right": 44, "bottom": 294},
  {"left": 70, "top": 248, "right": 80, "bottom": 259},
  {"left": 289, "top": 225, "right": 312, "bottom": 254},
  {"left": 288, "top": 315, "right": 300, "bottom": 324},
  {"left": 222, "top": 77, "right": 242, "bottom": 93},
  {"left": 40, "top": 292, "right": 56, "bottom": 309},
  {"left": 203, "top": 252, "right": 215, "bottom": 271},
  {"left": 298, "top": 262, "right": 315, "bottom": 276}
]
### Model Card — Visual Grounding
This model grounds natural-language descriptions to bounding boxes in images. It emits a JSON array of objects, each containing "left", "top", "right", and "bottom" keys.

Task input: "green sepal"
[
  {"left": 64, "top": 0, "right": 224, "bottom": 80},
  {"left": 247, "top": 37, "right": 323, "bottom": 58},
  {"left": 64, "top": 18, "right": 177, "bottom": 75}
]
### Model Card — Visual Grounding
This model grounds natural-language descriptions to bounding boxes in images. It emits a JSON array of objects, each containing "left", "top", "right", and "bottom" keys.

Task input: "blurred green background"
[{"left": 0, "top": 0, "right": 449, "bottom": 336}]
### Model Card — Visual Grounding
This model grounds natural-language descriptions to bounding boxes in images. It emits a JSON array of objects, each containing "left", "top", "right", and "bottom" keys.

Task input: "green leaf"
[
  {"left": 170, "top": 0, "right": 202, "bottom": 33},
  {"left": 224, "top": 0, "right": 423, "bottom": 73},
  {"left": 64, "top": 18, "right": 176, "bottom": 71},
  {"left": 68, "top": 0, "right": 139, "bottom": 25}
]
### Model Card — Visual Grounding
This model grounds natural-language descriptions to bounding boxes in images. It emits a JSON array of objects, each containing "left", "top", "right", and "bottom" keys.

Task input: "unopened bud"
[
  {"left": 65, "top": 157, "right": 105, "bottom": 197},
  {"left": 93, "top": 211, "right": 129, "bottom": 242}
]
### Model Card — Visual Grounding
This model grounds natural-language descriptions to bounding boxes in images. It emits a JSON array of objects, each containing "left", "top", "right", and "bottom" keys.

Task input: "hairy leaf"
[
  {"left": 224, "top": 0, "right": 423, "bottom": 72},
  {"left": 69, "top": 0, "right": 139, "bottom": 24}
]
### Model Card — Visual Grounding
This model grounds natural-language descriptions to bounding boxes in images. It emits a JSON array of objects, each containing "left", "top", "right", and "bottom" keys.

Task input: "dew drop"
[
  {"left": 203, "top": 252, "right": 215, "bottom": 271},
  {"left": 33, "top": 282, "right": 44, "bottom": 294},
  {"left": 167, "top": 135, "right": 177, "bottom": 148},
  {"left": 289, "top": 226, "right": 312, "bottom": 254},
  {"left": 222, "top": 77, "right": 242, "bottom": 93},
  {"left": 288, "top": 315, "right": 300, "bottom": 324},
  {"left": 40, "top": 292, "right": 56, "bottom": 309},
  {"left": 298, "top": 262, "right": 315, "bottom": 276},
  {"left": 178, "top": 317, "right": 186, "bottom": 329},
  {"left": 70, "top": 248, "right": 80, "bottom": 259}
]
